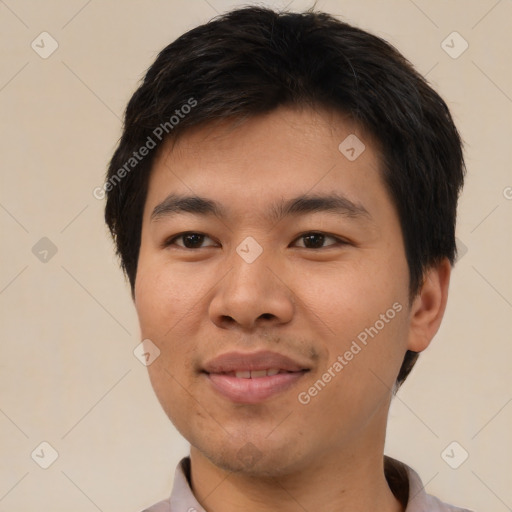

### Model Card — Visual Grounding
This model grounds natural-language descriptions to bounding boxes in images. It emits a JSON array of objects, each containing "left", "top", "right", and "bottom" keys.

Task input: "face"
[{"left": 135, "top": 106, "right": 414, "bottom": 477}]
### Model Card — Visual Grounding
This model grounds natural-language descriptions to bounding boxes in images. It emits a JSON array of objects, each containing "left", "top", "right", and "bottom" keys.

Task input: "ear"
[{"left": 407, "top": 258, "right": 451, "bottom": 353}]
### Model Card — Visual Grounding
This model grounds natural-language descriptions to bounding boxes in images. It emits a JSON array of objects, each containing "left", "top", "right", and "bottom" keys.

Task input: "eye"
[
  {"left": 292, "top": 232, "right": 345, "bottom": 249},
  {"left": 165, "top": 232, "right": 218, "bottom": 249}
]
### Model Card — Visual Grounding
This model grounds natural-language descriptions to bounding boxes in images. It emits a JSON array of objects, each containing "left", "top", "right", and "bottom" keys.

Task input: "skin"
[{"left": 134, "top": 106, "right": 451, "bottom": 512}]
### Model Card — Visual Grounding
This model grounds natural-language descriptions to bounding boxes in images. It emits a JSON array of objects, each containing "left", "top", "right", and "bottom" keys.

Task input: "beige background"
[{"left": 1, "top": 0, "right": 511, "bottom": 510}]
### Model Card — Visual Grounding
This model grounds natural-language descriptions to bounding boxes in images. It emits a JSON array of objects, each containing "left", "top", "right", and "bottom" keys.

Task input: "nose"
[{"left": 208, "top": 253, "right": 295, "bottom": 331}]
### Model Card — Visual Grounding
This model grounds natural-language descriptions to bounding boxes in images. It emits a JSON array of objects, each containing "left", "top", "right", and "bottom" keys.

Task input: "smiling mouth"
[
  {"left": 222, "top": 369, "right": 297, "bottom": 378},
  {"left": 205, "top": 368, "right": 309, "bottom": 404},
  {"left": 201, "top": 350, "right": 311, "bottom": 403}
]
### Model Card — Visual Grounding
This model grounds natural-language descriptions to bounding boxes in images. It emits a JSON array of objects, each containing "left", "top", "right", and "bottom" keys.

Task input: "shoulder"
[
  {"left": 385, "top": 456, "right": 475, "bottom": 512},
  {"left": 141, "top": 499, "right": 171, "bottom": 512},
  {"left": 139, "top": 457, "right": 204, "bottom": 512},
  {"left": 422, "top": 492, "right": 475, "bottom": 512}
]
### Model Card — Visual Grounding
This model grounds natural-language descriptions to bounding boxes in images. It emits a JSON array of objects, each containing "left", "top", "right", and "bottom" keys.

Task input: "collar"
[{"left": 143, "top": 456, "right": 473, "bottom": 512}]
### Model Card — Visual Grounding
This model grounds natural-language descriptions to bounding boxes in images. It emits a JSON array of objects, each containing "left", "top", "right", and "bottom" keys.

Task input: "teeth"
[{"left": 233, "top": 369, "right": 281, "bottom": 378}]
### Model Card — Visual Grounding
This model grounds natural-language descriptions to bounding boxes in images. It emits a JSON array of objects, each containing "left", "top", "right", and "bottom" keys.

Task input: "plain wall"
[{"left": 1, "top": 0, "right": 511, "bottom": 510}]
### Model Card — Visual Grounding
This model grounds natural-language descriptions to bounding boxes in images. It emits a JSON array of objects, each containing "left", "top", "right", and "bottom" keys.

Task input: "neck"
[{"left": 188, "top": 441, "right": 403, "bottom": 512}]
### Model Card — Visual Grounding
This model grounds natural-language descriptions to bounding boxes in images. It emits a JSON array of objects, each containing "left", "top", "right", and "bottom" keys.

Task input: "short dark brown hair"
[{"left": 104, "top": 6, "right": 465, "bottom": 386}]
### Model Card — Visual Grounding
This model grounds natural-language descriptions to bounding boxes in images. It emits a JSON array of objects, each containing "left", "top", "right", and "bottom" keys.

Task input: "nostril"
[
  {"left": 259, "top": 313, "right": 275, "bottom": 321},
  {"left": 221, "top": 316, "right": 236, "bottom": 325}
]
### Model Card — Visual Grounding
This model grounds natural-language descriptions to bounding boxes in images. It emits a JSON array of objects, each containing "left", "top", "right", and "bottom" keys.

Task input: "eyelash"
[{"left": 163, "top": 231, "right": 349, "bottom": 250}]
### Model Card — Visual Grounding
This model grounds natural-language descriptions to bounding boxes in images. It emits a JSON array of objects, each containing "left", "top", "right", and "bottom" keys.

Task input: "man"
[{"left": 104, "top": 6, "right": 471, "bottom": 511}]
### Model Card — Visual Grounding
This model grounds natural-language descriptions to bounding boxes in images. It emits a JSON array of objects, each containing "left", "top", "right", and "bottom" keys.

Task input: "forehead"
[{"left": 144, "top": 106, "right": 389, "bottom": 221}]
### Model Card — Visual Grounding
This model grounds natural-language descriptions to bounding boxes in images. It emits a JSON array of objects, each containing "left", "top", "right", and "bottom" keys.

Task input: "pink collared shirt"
[{"left": 142, "top": 457, "right": 474, "bottom": 512}]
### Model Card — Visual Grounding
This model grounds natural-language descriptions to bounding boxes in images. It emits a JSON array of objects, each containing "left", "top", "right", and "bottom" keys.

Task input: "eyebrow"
[
  {"left": 271, "top": 193, "right": 370, "bottom": 222},
  {"left": 151, "top": 194, "right": 223, "bottom": 221},
  {"left": 150, "top": 193, "right": 371, "bottom": 223}
]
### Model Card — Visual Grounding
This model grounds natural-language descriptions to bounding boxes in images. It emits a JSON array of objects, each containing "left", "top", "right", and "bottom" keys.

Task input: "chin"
[{"left": 194, "top": 436, "right": 309, "bottom": 478}]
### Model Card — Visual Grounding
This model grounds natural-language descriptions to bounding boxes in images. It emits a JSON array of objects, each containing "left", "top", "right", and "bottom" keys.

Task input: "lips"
[
  {"left": 202, "top": 350, "right": 310, "bottom": 404},
  {"left": 229, "top": 369, "right": 281, "bottom": 378},
  {"left": 203, "top": 350, "right": 308, "bottom": 373}
]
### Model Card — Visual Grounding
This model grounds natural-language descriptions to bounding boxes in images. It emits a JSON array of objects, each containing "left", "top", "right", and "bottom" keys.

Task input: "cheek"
[
  {"left": 134, "top": 258, "right": 203, "bottom": 338},
  {"left": 146, "top": 357, "right": 200, "bottom": 441},
  {"left": 134, "top": 257, "right": 205, "bottom": 404},
  {"left": 295, "top": 302, "right": 408, "bottom": 440},
  {"left": 291, "top": 254, "right": 409, "bottom": 408},
  {"left": 293, "top": 254, "right": 407, "bottom": 339}
]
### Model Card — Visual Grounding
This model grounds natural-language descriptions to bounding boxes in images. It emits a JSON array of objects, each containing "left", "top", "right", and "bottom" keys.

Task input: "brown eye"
[
  {"left": 293, "top": 232, "right": 341, "bottom": 249},
  {"left": 166, "top": 232, "right": 217, "bottom": 249},
  {"left": 303, "top": 233, "right": 326, "bottom": 248},
  {"left": 181, "top": 233, "right": 206, "bottom": 248}
]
